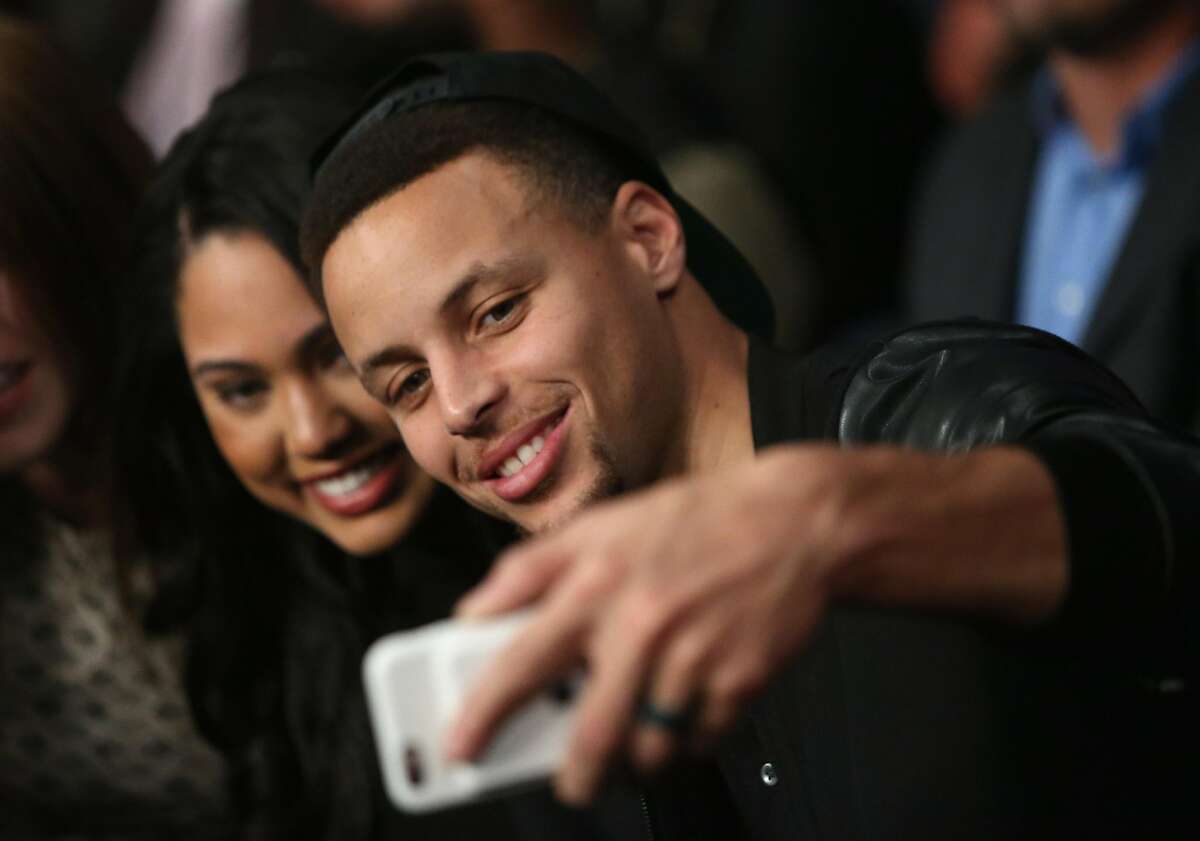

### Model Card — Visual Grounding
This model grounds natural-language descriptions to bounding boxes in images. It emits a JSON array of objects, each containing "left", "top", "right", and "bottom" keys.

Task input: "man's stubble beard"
[
  {"left": 515, "top": 428, "right": 624, "bottom": 537},
  {"left": 1021, "top": 0, "right": 1186, "bottom": 57},
  {"left": 464, "top": 421, "right": 625, "bottom": 538}
]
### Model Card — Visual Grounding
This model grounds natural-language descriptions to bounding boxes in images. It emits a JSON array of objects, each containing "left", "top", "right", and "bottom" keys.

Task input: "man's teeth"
[
  {"left": 314, "top": 453, "right": 391, "bottom": 497},
  {"left": 498, "top": 435, "right": 546, "bottom": 478}
]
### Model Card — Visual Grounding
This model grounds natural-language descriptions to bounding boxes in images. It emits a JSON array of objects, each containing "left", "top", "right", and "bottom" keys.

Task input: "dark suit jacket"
[{"left": 905, "top": 72, "right": 1200, "bottom": 432}]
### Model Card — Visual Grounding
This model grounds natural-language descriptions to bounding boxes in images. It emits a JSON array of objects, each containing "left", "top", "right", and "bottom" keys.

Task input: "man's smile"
[{"left": 478, "top": 405, "right": 571, "bottom": 502}]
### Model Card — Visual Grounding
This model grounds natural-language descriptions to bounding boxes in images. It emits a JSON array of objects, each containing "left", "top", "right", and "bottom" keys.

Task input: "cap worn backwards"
[{"left": 312, "top": 51, "right": 775, "bottom": 340}]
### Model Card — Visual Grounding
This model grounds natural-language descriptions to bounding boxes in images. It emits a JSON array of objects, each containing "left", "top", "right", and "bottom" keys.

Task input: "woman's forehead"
[{"left": 177, "top": 232, "right": 325, "bottom": 360}]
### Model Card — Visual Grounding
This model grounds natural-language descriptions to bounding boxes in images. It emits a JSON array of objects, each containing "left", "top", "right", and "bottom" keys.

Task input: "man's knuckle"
[
  {"left": 739, "top": 653, "right": 772, "bottom": 690},
  {"left": 573, "top": 716, "right": 618, "bottom": 761},
  {"left": 623, "top": 589, "right": 672, "bottom": 646},
  {"left": 666, "top": 632, "right": 710, "bottom": 678},
  {"left": 699, "top": 698, "right": 736, "bottom": 734},
  {"left": 494, "top": 550, "right": 531, "bottom": 580},
  {"left": 633, "top": 730, "right": 672, "bottom": 769},
  {"left": 708, "top": 657, "right": 768, "bottom": 702},
  {"left": 706, "top": 671, "right": 739, "bottom": 705},
  {"left": 574, "top": 555, "right": 620, "bottom": 598}
]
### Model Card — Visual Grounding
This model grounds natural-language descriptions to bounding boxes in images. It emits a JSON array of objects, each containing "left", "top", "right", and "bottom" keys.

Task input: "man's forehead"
[
  {"left": 323, "top": 150, "right": 591, "bottom": 322},
  {"left": 325, "top": 162, "right": 504, "bottom": 300},
  {"left": 322, "top": 185, "right": 561, "bottom": 375}
]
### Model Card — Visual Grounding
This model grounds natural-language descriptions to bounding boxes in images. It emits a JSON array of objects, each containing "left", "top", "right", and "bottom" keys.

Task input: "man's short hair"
[
  {"left": 299, "top": 99, "right": 628, "bottom": 299},
  {"left": 299, "top": 51, "right": 774, "bottom": 336}
]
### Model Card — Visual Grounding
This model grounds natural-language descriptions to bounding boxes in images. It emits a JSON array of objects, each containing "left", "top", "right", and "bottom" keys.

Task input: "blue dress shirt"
[{"left": 1017, "top": 44, "right": 1200, "bottom": 347}]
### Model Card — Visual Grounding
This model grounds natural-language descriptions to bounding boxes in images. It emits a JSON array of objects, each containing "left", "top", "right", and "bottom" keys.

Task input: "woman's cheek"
[{"left": 205, "top": 406, "right": 285, "bottom": 489}]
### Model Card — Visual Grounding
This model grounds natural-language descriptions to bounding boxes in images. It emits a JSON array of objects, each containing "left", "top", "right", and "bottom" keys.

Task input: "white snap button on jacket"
[{"left": 760, "top": 762, "right": 778, "bottom": 786}]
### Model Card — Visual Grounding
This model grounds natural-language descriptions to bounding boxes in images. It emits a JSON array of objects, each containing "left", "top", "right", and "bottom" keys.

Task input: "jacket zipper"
[{"left": 639, "top": 791, "right": 658, "bottom": 841}]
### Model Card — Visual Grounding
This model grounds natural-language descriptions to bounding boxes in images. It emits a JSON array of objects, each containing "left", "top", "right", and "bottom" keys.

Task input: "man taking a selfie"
[{"left": 300, "top": 52, "right": 1193, "bottom": 839}]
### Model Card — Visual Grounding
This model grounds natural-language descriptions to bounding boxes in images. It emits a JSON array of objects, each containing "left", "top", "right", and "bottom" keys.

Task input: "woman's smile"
[{"left": 301, "top": 443, "right": 408, "bottom": 516}]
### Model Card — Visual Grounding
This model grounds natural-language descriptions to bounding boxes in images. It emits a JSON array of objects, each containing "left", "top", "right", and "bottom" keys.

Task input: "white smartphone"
[{"left": 362, "top": 610, "right": 580, "bottom": 813}]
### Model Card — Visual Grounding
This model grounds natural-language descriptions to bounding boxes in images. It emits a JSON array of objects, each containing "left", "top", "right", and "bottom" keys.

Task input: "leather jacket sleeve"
[{"left": 834, "top": 321, "right": 1195, "bottom": 680}]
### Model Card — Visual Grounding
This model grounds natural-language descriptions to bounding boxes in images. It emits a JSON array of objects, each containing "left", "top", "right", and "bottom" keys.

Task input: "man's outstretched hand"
[{"left": 444, "top": 444, "right": 1067, "bottom": 804}]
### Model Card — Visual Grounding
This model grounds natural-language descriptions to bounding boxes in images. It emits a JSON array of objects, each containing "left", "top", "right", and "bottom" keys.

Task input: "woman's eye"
[
  {"left": 214, "top": 380, "right": 268, "bottom": 410},
  {"left": 480, "top": 297, "right": 519, "bottom": 329}
]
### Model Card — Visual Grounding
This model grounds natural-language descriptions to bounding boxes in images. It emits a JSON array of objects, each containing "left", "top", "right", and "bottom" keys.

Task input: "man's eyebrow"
[
  {"left": 439, "top": 254, "right": 544, "bottom": 316},
  {"left": 361, "top": 343, "right": 418, "bottom": 377},
  {"left": 360, "top": 254, "right": 546, "bottom": 376}
]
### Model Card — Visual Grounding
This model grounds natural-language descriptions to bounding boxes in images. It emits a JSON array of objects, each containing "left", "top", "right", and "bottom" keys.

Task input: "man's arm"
[
  {"left": 837, "top": 321, "right": 1192, "bottom": 672},
  {"left": 445, "top": 322, "right": 1196, "bottom": 803}
]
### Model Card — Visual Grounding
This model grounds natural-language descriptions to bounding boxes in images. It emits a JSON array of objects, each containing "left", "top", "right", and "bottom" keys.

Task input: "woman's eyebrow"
[{"left": 191, "top": 359, "right": 258, "bottom": 378}]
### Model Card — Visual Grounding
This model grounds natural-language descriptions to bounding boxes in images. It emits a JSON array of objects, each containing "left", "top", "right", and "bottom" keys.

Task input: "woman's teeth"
[
  {"left": 313, "top": 451, "right": 392, "bottom": 497},
  {"left": 499, "top": 435, "right": 545, "bottom": 478}
]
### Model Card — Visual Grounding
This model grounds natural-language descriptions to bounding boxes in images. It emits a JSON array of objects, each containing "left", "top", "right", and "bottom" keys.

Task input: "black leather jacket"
[{"left": 584, "top": 321, "right": 1194, "bottom": 841}]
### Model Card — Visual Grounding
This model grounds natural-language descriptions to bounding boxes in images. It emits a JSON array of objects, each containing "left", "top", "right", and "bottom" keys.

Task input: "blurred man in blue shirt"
[
  {"left": 907, "top": 0, "right": 1200, "bottom": 430},
  {"left": 1019, "top": 38, "right": 1200, "bottom": 344}
]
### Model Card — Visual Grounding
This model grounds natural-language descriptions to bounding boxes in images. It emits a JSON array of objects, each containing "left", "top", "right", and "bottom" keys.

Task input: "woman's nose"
[{"left": 284, "top": 379, "right": 356, "bottom": 459}]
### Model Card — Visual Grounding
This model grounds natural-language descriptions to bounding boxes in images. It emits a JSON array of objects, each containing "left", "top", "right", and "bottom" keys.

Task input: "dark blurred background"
[{"left": 0, "top": 0, "right": 1033, "bottom": 353}]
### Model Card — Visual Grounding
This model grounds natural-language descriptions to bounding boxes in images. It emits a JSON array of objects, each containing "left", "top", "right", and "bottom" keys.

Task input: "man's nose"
[
  {"left": 284, "top": 378, "right": 355, "bottom": 459},
  {"left": 436, "top": 358, "right": 505, "bottom": 437}
]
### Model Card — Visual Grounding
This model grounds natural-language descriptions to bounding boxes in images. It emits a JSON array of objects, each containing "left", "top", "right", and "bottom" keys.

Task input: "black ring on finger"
[{"left": 635, "top": 698, "right": 693, "bottom": 732}]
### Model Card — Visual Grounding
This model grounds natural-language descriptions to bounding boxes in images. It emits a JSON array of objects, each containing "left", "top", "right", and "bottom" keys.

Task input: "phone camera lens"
[
  {"left": 548, "top": 678, "right": 576, "bottom": 706},
  {"left": 403, "top": 742, "right": 425, "bottom": 787}
]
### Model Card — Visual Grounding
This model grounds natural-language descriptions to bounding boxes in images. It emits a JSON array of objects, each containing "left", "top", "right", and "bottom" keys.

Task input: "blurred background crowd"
[
  {"left": 2, "top": 1, "right": 1198, "bottom": 839},
  {"left": 7, "top": 0, "right": 1193, "bottom": 427},
  {"left": 0, "top": 0, "right": 1041, "bottom": 356}
]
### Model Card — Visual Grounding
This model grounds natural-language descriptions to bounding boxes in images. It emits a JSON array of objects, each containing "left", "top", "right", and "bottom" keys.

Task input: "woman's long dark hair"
[
  {"left": 0, "top": 17, "right": 150, "bottom": 537},
  {"left": 113, "top": 69, "right": 498, "bottom": 841}
]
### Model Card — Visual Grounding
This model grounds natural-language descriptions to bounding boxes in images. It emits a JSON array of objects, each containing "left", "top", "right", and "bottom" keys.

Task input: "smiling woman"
[
  {"left": 175, "top": 226, "right": 433, "bottom": 555},
  {"left": 111, "top": 70, "right": 551, "bottom": 841}
]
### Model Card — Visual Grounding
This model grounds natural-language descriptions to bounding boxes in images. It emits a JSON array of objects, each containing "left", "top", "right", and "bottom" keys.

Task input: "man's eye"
[
  {"left": 480, "top": 297, "right": 519, "bottom": 328},
  {"left": 214, "top": 380, "right": 268, "bottom": 410},
  {"left": 396, "top": 369, "right": 430, "bottom": 400}
]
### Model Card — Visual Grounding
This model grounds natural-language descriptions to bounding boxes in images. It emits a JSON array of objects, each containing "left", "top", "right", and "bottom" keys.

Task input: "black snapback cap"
[{"left": 313, "top": 50, "right": 775, "bottom": 339}]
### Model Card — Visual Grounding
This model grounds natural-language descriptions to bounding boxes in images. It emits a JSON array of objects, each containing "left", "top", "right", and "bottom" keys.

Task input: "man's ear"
[{"left": 611, "top": 181, "right": 686, "bottom": 296}]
